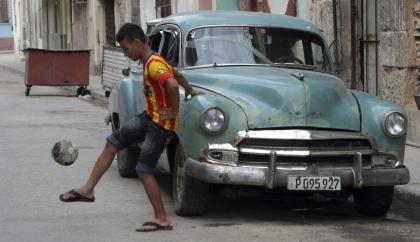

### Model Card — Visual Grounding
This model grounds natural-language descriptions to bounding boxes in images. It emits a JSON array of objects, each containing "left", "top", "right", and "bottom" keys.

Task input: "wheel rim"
[{"left": 175, "top": 150, "right": 186, "bottom": 203}]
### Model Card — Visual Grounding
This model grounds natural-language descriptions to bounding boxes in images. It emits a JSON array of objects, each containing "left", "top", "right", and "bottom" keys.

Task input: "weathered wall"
[
  {"left": 378, "top": 0, "right": 417, "bottom": 106},
  {"left": 87, "top": 0, "right": 106, "bottom": 74},
  {"left": 114, "top": 0, "right": 130, "bottom": 31},
  {"left": 139, "top": 0, "right": 156, "bottom": 30},
  {"left": 416, "top": 1, "right": 420, "bottom": 97}
]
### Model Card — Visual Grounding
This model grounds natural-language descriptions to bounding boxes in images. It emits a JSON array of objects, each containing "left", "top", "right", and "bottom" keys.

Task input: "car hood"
[{"left": 181, "top": 66, "right": 360, "bottom": 131}]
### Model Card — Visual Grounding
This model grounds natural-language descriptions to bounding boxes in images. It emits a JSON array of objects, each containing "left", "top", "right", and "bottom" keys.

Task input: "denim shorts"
[{"left": 106, "top": 111, "right": 174, "bottom": 173}]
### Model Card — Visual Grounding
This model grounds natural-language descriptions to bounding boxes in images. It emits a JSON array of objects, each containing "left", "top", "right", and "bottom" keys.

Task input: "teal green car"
[{"left": 107, "top": 11, "right": 410, "bottom": 216}]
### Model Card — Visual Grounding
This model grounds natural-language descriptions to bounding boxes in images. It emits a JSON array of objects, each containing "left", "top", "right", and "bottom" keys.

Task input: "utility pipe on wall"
[
  {"left": 332, "top": 0, "right": 339, "bottom": 67},
  {"left": 350, "top": 0, "right": 357, "bottom": 90}
]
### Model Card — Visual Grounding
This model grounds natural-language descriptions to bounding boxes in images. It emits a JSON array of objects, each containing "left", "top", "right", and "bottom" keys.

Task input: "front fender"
[
  {"left": 352, "top": 91, "right": 407, "bottom": 161},
  {"left": 108, "top": 73, "right": 143, "bottom": 126},
  {"left": 178, "top": 88, "right": 248, "bottom": 160}
]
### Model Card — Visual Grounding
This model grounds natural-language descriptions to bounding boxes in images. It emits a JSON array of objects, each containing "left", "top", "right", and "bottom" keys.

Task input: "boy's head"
[{"left": 116, "top": 23, "right": 149, "bottom": 61}]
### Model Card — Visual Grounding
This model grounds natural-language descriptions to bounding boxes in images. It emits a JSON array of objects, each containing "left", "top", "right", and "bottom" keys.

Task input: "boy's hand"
[
  {"left": 185, "top": 87, "right": 204, "bottom": 100},
  {"left": 158, "top": 108, "right": 178, "bottom": 120}
]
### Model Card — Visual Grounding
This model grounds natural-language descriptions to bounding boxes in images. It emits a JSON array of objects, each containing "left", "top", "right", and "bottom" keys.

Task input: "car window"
[
  {"left": 185, "top": 26, "right": 332, "bottom": 73},
  {"left": 149, "top": 32, "right": 163, "bottom": 52},
  {"left": 311, "top": 43, "right": 325, "bottom": 70},
  {"left": 160, "top": 30, "right": 179, "bottom": 67},
  {"left": 149, "top": 29, "right": 179, "bottom": 67}
]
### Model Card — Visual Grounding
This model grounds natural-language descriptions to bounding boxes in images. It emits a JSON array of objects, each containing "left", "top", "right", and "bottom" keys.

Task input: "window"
[
  {"left": 149, "top": 28, "right": 180, "bottom": 67},
  {"left": 105, "top": 0, "right": 116, "bottom": 46},
  {"left": 311, "top": 43, "right": 326, "bottom": 70},
  {"left": 149, "top": 32, "right": 162, "bottom": 52},
  {"left": 156, "top": 0, "right": 171, "bottom": 18},
  {"left": 185, "top": 26, "right": 332, "bottom": 73},
  {"left": 0, "top": 0, "right": 9, "bottom": 23},
  {"left": 160, "top": 30, "right": 179, "bottom": 66}
]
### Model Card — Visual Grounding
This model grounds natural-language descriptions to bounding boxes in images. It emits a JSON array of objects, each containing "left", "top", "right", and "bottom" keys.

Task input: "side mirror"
[{"left": 122, "top": 68, "right": 131, "bottom": 77}]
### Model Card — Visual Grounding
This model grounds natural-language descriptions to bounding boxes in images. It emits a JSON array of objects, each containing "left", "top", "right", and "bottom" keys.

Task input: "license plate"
[{"left": 287, "top": 176, "right": 341, "bottom": 191}]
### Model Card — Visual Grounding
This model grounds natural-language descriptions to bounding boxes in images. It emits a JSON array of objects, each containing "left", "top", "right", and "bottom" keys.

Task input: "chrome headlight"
[
  {"left": 383, "top": 112, "right": 407, "bottom": 138},
  {"left": 201, "top": 107, "right": 228, "bottom": 134}
]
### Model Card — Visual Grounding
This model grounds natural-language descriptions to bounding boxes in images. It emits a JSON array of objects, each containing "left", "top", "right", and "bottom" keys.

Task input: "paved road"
[{"left": 1, "top": 68, "right": 420, "bottom": 242}]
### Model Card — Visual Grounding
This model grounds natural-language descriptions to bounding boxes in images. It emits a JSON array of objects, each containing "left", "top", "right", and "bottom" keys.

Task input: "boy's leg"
[
  {"left": 60, "top": 141, "right": 118, "bottom": 199},
  {"left": 137, "top": 172, "right": 171, "bottom": 227},
  {"left": 61, "top": 112, "right": 147, "bottom": 201},
  {"left": 135, "top": 122, "right": 173, "bottom": 231}
]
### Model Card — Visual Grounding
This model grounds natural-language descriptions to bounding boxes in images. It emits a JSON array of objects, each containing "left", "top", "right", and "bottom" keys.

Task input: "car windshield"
[{"left": 185, "top": 26, "right": 332, "bottom": 72}]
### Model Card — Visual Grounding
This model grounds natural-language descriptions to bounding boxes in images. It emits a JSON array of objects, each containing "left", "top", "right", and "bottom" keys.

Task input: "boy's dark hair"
[{"left": 116, "top": 23, "right": 147, "bottom": 43}]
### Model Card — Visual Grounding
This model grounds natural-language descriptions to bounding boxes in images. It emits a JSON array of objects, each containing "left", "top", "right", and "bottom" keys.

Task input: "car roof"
[{"left": 156, "top": 11, "right": 324, "bottom": 37}]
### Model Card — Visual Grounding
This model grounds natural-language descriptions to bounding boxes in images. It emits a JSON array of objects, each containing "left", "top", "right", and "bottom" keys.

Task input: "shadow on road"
[{"left": 25, "top": 94, "right": 77, "bottom": 97}]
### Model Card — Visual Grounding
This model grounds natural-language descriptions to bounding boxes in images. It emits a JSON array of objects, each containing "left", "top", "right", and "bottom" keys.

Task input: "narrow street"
[{"left": 1, "top": 68, "right": 420, "bottom": 242}]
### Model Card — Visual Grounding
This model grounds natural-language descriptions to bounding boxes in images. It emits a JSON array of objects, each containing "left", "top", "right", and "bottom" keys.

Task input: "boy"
[{"left": 60, "top": 23, "right": 198, "bottom": 232}]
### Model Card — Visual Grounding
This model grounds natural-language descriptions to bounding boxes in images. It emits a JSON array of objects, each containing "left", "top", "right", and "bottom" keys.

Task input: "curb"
[
  {"left": 395, "top": 186, "right": 420, "bottom": 205},
  {"left": 407, "top": 141, "right": 420, "bottom": 149},
  {"left": 61, "top": 86, "right": 108, "bottom": 107}
]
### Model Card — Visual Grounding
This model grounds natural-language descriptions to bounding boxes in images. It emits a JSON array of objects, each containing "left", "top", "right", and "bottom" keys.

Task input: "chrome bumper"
[{"left": 184, "top": 158, "right": 410, "bottom": 189}]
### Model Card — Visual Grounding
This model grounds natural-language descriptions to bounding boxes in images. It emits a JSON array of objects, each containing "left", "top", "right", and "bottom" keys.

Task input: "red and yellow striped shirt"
[{"left": 143, "top": 53, "right": 179, "bottom": 132}]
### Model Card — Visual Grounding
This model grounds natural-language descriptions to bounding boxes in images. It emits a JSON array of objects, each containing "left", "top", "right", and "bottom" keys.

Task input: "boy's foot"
[
  {"left": 59, "top": 188, "right": 95, "bottom": 203},
  {"left": 136, "top": 219, "right": 173, "bottom": 232}
]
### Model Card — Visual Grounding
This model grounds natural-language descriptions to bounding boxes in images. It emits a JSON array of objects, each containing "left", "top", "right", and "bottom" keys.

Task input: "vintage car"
[{"left": 107, "top": 11, "right": 410, "bottom": 216}]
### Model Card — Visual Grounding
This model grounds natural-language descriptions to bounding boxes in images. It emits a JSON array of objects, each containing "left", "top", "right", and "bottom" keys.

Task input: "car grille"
[{"left": 237, "top": 136, "right": 373, "bottom": 168}]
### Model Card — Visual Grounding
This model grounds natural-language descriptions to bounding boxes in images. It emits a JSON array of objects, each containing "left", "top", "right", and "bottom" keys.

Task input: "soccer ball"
[{"left": 51, "top": 140, "right": 78, "bottom": 166}]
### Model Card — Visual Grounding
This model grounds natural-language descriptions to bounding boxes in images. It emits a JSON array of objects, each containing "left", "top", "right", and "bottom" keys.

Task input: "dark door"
[{"left": 105, "top": 0, "right": 116, "bottom": 46}]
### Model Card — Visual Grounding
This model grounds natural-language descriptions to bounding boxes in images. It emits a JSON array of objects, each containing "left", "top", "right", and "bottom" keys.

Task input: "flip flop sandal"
[
  {"left": 59, "top": 189, "right": 95, "bottom": 203},
  {"left": 136, "top": 222, "right": 173, "bottom": 232}
]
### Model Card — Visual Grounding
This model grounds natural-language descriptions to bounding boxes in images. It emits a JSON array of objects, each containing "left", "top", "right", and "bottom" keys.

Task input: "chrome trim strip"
[
  {"left": 239, "top": 147, "right": 372, "bottom": 157},
  {"left": 207, "top": 143, "right": 238, "bottom": 152},
  {"left": 232, "top": 129, "right": 377, "bottom": 150},
  {"left": 185, "top": 158, "right": 411, "bottom": 187},
  {"left": 240, "top": 148, "right": 310, "bottom": 157},
  {"left": 266, "top": 152, "right": 277, "bottom": 189},
  {"left": 352, "top": 152, "right": 364, "bottom": 188}
]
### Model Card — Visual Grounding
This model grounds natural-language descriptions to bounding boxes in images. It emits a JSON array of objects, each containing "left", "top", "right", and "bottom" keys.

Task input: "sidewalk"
[
  {"left": 0, "top": 52, "right": 108, "bottom": 106},
  {"left": 396, "top": 146, "right": 420, "bottom": 202}
]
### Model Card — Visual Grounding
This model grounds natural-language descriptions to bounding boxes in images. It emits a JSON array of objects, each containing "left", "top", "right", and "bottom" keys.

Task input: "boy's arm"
[
  {"left": 160, "top": 77, "right": 180, "bottom": 120},
  {"left": 173, "top": 68, "right": 202, "bottom": 98}
]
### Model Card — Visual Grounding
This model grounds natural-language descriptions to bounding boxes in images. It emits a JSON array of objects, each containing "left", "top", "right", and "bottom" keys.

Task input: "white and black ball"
[{"left": 51, "top": 140, "right": 78, "bottom": 166}]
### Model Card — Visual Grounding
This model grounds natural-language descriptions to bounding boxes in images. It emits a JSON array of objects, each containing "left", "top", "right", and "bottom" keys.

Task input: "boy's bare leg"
[
  {"left": 61, "top": 141, "right": 118, "bottom": 199},
  {"left": 137, "top": 172, "right": 171, "bottom": 230}
]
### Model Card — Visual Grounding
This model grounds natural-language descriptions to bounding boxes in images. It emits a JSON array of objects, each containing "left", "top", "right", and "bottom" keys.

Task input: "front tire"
[
  {"left": 173, "top": 143, "right": 209, "bottom": 216},
  {"left": 353, "top": 186, "right": 394, "bottom": 216},
  {"left": 117, "top": 147, "right": 140, "bottom": 178}
]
